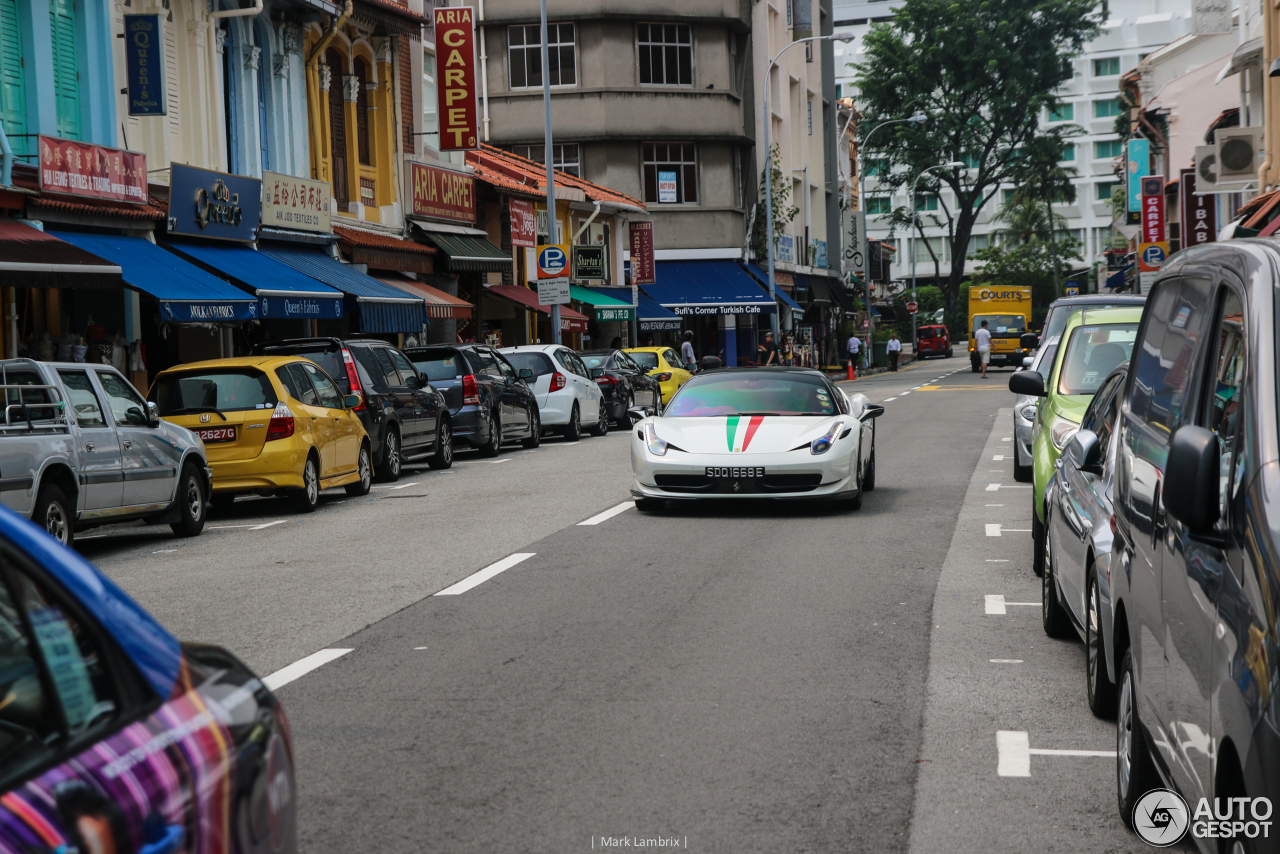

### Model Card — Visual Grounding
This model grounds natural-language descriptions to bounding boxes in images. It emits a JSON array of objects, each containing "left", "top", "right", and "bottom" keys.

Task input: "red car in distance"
[{"left": 915, "top": 324, "right": 954, "bottom": 359}]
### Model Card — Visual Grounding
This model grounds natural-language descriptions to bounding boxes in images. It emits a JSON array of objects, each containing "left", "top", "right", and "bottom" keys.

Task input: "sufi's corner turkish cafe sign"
[
  {"left": 409, "top": 161, "right": 476, "bottom": 224},
  {"left": 434, "top": 7, "right": 479, "bottom": 151},
  {"left": 38, "top": 136, "right": 147, "bottom": 203},
  {"left": 124, "top": 14, "right": 166, "bottom": 116},
  {"left": 168, "top": 163, "right": 261, "bottom": 242}
]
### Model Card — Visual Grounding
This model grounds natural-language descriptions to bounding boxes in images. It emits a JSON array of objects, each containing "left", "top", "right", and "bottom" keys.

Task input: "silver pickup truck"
[{"left": 0, "top": 359, "right": 210, "bottom": 546}]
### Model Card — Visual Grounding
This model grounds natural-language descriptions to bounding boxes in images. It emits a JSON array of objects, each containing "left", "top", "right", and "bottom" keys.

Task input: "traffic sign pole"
[{"left": 539, "top": 0, "right": 559, "bottom": 344}]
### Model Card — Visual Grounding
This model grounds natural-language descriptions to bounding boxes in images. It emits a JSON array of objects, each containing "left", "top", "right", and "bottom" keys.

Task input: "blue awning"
[
  {"left": 1105, "top": 267, "right": 1132, "bottom": 290},
  {"left": 596, "top": 286, "right": 683, "bottom": 331},
  {"left": 259, "top": 244, "right": 426, "bottom": 333},
  {"left": 792, "top": 273, "right": 811, "bottom": 294},
  {"left": 164, "top": 239, "right": 345, "bottom": 320},
  {"left": 646, "top": 261, "right": 776, "bottom": 318},
  {"left": 742, "top": 263, "right": 803, "bottom": 313},
  {"left": 49, "top": 231, "right": 257, "bottom": 323}
]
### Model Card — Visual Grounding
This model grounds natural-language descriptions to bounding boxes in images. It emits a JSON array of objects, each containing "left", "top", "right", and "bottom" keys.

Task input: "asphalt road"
[{"left": 85, "top": 355, "right": 1155, "bottom": 852}]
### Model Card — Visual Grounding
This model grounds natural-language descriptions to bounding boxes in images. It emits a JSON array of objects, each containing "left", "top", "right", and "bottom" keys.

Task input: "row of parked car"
[
  {"left": 0, "top": 338, "right": 685, "bottom": 548},
  {"left": 1008, "top": 241, "right": 1280, "bottom": 851}
]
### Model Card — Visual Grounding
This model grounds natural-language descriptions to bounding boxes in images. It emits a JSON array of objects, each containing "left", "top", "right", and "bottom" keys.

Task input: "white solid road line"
[
  {"left": 985, "top": 524, "right": 1030, "bottom": 536},
  {"left": 491, "top": 458, "right": 512, "bottom": 464},
  {"left": 992, "top": 455, "right": 1005, "bottom": 461},
  {"left": 985, "top": 483, "right": 1033, "bottom": 491},
  {"left": 984, "top": 595, "right": 1038, "bottom": 614},
  {"left": 249, "top": 520, "right": 288, "bottom": 531},
  {"left": 373, "top": 481, "right": 421, "bottom": 490},
  {"left": 997, "top": 731, "right": 1116, "bottom": 777},
  {"left": 990, "top": 659, "right": 1024, "bottom": 663},
  {"left": 263, "top": 648, "right": 353, "bottom": 691},
  {"left": 578, "top": 502, "right": 632, "bottom": 526},
  {"left": 434, "top": 552, "right": 536, "bottom": 596}
]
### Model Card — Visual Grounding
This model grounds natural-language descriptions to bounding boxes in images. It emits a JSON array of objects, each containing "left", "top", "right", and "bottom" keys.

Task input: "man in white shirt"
[
  {"left": 846, "top": 334, "right": 861, "bottom": 370},
  {"left": 974, "top": 320, "right": 992, "bottom": 378},
  {"left": 886, "top": 332, "right": 902, "bottom": 372},
  {"left": 680, "top": 330, "right": 696, "bottom": 371}
]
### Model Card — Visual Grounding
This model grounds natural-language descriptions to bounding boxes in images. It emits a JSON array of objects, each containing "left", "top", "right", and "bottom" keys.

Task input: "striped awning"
[
  {"left": 420, "top": 232, "right": 512, "bottom": 272},
  {"left": 374, "top": 274, "right": 474, "bottom": 320}
]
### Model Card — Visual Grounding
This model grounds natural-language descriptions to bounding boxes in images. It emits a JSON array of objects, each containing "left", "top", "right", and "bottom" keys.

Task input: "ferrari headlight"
[
  {"left": 644, "top": 422, "right": 668, "bottom": 456},
  {"left": 1019, "top": 404, "right": 1038, "bottom": 422},
  {"left": 811, "top": 421, "right": 845, "bottom": 455},
  {"left": 1050, "top": 415, "right": 1079, "bottom": 451}
]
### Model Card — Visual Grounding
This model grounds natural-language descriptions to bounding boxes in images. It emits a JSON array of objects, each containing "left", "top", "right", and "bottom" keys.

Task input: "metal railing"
[{"left": 0, "top": 384, "right": 67, "bottom": 432}]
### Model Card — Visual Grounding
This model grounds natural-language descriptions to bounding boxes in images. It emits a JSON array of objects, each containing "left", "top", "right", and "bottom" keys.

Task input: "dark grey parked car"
[{"left": 1108, "top": 240, "right": 1280, "bottom": 850}]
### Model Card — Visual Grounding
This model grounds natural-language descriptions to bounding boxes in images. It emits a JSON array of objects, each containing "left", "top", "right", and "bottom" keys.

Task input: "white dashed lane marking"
[
  {"left": 578, "top": 502, "right": 632, "bottom": 526},
  {"left": 434, "top": 552, "right": 536, "bottom": 596},
  {"left": 263, "top": 648, "right": 353, "bottom": 691},
  {"left": 996, "top": 731, "right": 1116, "bottom": 777}
]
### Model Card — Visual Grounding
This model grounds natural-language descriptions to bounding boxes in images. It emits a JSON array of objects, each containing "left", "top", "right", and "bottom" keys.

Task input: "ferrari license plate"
[
  {"left": 705, "top": 466, "right": 764, "bottom": 493},
  {"left": 196, "top": 426, "right": 236, "bottom": 443}
]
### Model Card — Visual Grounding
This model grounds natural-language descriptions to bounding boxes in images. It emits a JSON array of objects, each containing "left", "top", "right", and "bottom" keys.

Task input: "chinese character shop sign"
[
  {"left": 168, "top": 163, "right": 261, "bottom": 242},
  {"left": 434, "top": 8, "right": 479, "bottom": 151},
  {"left": 1179, "top": 168, "right": 1217, "bottom": 248},
  {"left": 1141, "top": 175, "right": 1165, "bottom": 244},
  {"left": 409, "top": 161, "right": 475, "bottom": 224},
  {"left": 263, "top": 171, "right": 331, "bottom": 233},
  {"left": 38, "top": 136, "right": 147, "bottom": 203},
  {"left": 124, "top": 14, "right": 166, "bottom": 116}
]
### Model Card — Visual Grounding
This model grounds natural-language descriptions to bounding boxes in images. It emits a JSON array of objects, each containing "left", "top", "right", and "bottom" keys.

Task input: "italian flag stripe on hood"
[{"left": 726, "top": 415, "right": 765, "bottom": 452}]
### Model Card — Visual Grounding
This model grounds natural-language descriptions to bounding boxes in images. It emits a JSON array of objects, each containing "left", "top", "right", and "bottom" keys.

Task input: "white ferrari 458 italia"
[{"left": 629, "top": 367, "right": 883, "bottom": 510}]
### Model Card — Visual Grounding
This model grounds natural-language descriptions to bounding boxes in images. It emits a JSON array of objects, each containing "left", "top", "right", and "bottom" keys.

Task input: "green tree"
[
  {"left": 853, "top": 0, "right": 1100, "bottom": 313},
  {"left": 749, "top": 145, "right": 799, "bottom": 262}
]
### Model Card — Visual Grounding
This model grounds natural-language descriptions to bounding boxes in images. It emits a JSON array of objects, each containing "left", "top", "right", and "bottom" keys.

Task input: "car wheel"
[
  {"left": 34, "top": 483, "right": 74, "bottom": 547},
  {"left": 1042, "top": 510, "right": 1072, "bottom": 638},
  {"left": 375, "top": 428, "right": 401, "bottom": 482},
  {"left": 589, "top": 400, "right": 609, "bottom": 437},
  {"left": 563, "top": 403, "right": 581, "bottom": 441},
  {"left": 1117, "top": 649, "right": 1159, "bottom": 830},
  {"left": 863, "top": 448, "right": 876, "bottom": 491},
  {"left": 169, "top": 462, "right": 207, "bottom": 538},
  {"left": 522, "top": 409, "right": 541, "bottom": 449},
  {"left": 1032, "top": 504, "right": 1047, "bottom": 577},
  {"left": 346, "top": 444, "right": 373, "bottom": 495},
  {"left": 946, "top": 346, "right": 954, "bottom": 359},
  {"left": 1086, "top": 569, "right": 1117, "bottom": 717},
  {"left": 635, "top": 498, "right": 663, "bottom": 511},
  {"left": 291, "top": 455, "right": 320, "bottom": 513},
  {"left": 479, "top": 410, "right": 501, "bottom": 457},
  {"left": 428, "top": 421, "right": 454, "bottom": 469}
]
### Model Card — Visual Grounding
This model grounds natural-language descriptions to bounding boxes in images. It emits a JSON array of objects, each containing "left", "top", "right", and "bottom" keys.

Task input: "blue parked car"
[{"left": 0, "top": 505, "right": 296, "bottom": 854}]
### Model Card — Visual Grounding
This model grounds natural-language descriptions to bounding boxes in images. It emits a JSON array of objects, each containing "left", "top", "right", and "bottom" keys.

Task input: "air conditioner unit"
[
  {"left": 1194, "top": 144, "right": 1219, "bottom": 191},
  {"left": 1215, "top": 127, "right": 1264, "bottom": 182}
]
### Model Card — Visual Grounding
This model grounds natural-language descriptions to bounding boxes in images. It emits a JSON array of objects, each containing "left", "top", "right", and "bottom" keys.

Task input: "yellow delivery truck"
[{"left": 968, "top": 286, "right": 1032, "bottom": 372}]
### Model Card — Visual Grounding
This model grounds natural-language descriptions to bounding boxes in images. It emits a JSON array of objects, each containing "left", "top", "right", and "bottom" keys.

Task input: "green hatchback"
[{"left": 1008, "top": 306, "right": 1142, "bottom": 576}]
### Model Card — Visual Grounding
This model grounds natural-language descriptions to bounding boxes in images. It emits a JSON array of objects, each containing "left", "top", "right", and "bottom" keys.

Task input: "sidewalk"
[{"left": 822, "top": 345, "right": 918, "bottom": 380}]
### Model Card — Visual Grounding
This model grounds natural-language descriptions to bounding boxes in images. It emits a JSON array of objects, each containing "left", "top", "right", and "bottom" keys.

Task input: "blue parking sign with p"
[
  {"left": 1142, "top": 244, "right": 1166, "bottom": 267},
  {"left": 537, "top": 244, "right": 569, "bottom": 278}
]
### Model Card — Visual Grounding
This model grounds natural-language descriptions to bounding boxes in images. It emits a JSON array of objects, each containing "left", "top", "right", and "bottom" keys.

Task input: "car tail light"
[
  {"left": 340, "top": 349, "right": 365, "bottom": 411},
  {"left": 550, "top": 372, "right": 567, "bottom": 392},
  {"left": 265, "top": 401, "right": 295, "bottom": 442},
  {"left": 654, "top": 372, "right": 672, "bottom": 382},
  {"left": 461, "top": 374, "right": 480, "bottom": 405},
  {"left": 596, "top": 375, "right": 617, "bottom": 386}
]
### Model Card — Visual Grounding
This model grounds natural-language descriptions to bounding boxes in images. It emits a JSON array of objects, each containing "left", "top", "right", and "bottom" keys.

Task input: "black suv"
[
  {"left": 254, "top": 337, "right": 451, "bottom": 480},
  {"left": 578, "top": 349, "right": 663, "bottom": 427},
  {"left": 1109, "top": 241, "right": 1280, "bottom": 846}
]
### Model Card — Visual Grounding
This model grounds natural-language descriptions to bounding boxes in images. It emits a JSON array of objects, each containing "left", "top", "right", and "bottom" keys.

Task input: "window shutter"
[
  {"left": 50, "top": 0, "right": 80, "bottom": 139},
  {"left": 0, "top": 0, "right": 27, "bottom": 156}
]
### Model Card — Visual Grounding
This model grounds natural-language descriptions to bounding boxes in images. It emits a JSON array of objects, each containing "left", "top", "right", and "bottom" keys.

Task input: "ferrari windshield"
[{"left": 665, "top": 372, "right": 839, "bottom": 417}]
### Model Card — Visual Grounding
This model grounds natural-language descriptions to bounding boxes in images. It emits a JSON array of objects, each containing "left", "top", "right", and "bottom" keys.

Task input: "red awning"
[
  {"left": 485, "top": 284, "right": 590, "bottom": 333},
  {"left": 374, "top": 273, "right": 473, "bottom": 320},
  {"left": 0, "top": 218, "right": 123, "bottom": 288}
]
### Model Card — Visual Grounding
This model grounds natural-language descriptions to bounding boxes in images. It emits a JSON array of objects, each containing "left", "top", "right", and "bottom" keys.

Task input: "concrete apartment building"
[{"left": 832, "top": 0, "right": 1195, "bottom": 293}]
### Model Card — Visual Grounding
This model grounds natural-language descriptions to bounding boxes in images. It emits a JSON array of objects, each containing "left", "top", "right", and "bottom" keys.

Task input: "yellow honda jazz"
[
  {"left": 151, "top": 356, "right": 371, "bottom": 512},
  {"left": 623, "top": 346, "right": 692, "bottom": 405}
]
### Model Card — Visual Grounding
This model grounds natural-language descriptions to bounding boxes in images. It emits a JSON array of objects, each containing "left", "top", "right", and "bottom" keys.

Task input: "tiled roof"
[
  {"left": 466, "top": 146, "right": 646, "bottom": 212},
  {"left": 334, "top": 224, "right": 436, "bottom": 254},
  {"left": 28, "top": 196, "right": 167, "bottom": 220},
  {"left": 356, "top": 0, "right": 427, "bottom": 24}
]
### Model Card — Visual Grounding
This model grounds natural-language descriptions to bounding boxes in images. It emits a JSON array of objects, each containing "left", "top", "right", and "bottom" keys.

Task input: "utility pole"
[{"left": 539, "top": 0, "right": 559, "bottom": 344}]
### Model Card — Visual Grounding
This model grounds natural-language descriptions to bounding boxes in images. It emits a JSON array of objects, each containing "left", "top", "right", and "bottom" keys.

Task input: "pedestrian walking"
[
  {"left": 781, "top": 333, "right": 794, "bottom": 366},
  {"left": 680, "top": 330, "right": 696, "bottom": 372},
  {"left": 975, "top": 319, "right": 992, "bottom": 378},
  {"left": 886, "top": 332, "right": 901, "bottom": 372},
  {"left": 762, "top": 332, "right": 779, "bottom": 366},
  {"left": 846, "top": 333, "right": 861, "bottom": 371}
]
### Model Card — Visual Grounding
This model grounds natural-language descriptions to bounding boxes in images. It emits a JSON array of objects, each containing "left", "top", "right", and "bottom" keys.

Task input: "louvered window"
[
  {"left": 0, "top": 0, "right": 27, "bottom": 157},
  {"left": 354, "top": 58, "right": 370, "bottom": 166},
  {"left": 50, "top": 0, "right": 79, "bottom": 139},
  {"left": 326, "top": 49, "right": 348, "bottom": 204}
]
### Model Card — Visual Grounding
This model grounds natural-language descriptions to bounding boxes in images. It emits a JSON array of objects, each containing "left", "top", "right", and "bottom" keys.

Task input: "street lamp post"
[
  {"left": 762, "top": 33, "right": 852, "bottom": 343},
  {"left": 854, "top": 114, "right": 926, "bottom": 367},
  {"left": 909, "top": 161, "right": 966, "bottom": 352},
  {"left": 538, "top": 0, "right": 560, "bottom": 344}
]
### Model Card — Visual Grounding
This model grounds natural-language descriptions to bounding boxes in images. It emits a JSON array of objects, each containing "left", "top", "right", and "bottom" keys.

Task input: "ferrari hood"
[{"left": 652, "top": 415, "right": 843, "bottom": 455}]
